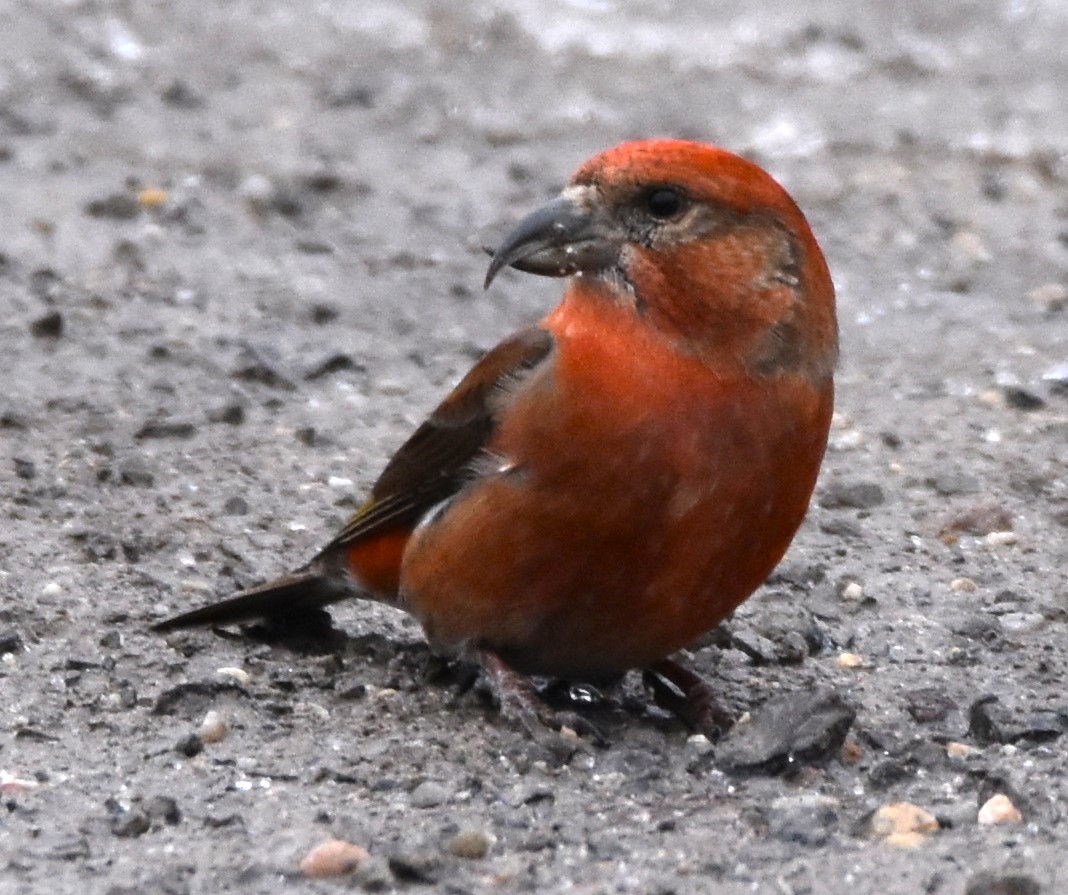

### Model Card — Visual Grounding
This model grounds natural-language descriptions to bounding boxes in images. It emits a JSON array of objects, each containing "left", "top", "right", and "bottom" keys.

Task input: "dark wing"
[
  {"left": 316, "top": 325, "right": 555, "bottom": 554},
  {"left": 152, "top": 327, "right": 555, "bottom": 632}
]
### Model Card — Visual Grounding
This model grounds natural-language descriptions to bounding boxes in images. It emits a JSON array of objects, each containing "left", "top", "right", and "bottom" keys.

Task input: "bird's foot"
[
  {"left": 643, "top": 657, "right": 734, "bottom": 740},
  {"left": 477, "top": 649, "right": 608, "bottom": 750}
]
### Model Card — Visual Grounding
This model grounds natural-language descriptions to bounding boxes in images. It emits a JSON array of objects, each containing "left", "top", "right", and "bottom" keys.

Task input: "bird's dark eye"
[{"left": 645, "top": 187, "right": 687, "bottom": 220}]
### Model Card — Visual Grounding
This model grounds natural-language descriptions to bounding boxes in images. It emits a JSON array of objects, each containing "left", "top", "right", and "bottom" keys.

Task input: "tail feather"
[{"left": 152, "top": 570, "right": 353, "bottom": 632}]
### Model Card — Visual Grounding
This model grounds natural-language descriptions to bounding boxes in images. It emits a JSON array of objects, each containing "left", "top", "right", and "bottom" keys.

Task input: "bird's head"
[{"left": 486, "top": 139, "right": 837, "bottom": 380}]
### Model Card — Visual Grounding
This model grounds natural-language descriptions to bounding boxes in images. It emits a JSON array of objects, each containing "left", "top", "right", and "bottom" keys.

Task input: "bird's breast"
[{"left": 399, "top": 293, "right": 833, "bottom": 678}]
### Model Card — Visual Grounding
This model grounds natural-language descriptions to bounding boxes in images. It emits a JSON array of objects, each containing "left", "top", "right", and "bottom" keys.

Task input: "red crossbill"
[{"left": 156, "top": 139, "right": 838, "bottom": 739}]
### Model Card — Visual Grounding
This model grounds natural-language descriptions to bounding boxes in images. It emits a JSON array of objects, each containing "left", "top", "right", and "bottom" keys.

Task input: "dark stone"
[
  {"left": 135, "top": 420, "right": 196, "bottom": 439},
  {"left": 969, "top": 695, "right": 1068, "bottom": 744},
  {"left": 907, "top": 687, "right": 955, "bottom": 723},
  {"left": 767, "top": 800, "right": 838, "bottom": 846},
  {"left": 729, "top": 629, "right": 779, "bottom": 665},
  {"left": 160, "top": 78, "right": 203, "bottom": 108},
  {"left": 354, "top": 857, "right": 394, "bottom": 892},
  {"left": 30, "top": 310, "right": 63, "bottom": 338},
  {"left": 304, "top": 352, "right": 359, "bottom": 380},
  {"left": 717, "top": 689, "right": 856, "bottom": 773},
  {"left": 231, "top": 346, "right": 297, "bottom": 390},
  {"left": 222, "top": 495, "right": 249, "bottom": 515},
  {"left": 1002, "top": 386, "right": 1045, "bottom": 411},
  {"left": 969, "top": 695, "right": 1014, "bottom": 743},
  {"left": 820, "top": 481, "right": 885, "bottom": 510},
  {"left": 320, "top": 79, "right": 375, "bottom": 109},
  {"left": 85, "top": 192, "right": 140, "bottom": 219},
  {"left": 953, "top": 615, "right": 1004, "bottom": 649},
  {"left": 965, "top": 872, "right": 1041, "bottom": 895},
  {"left": 118, "top": 461, "right": 155, "bottom": 487},
  {"left": 310, "top": 303, "right": 339, "bottom": 324},
  {"left": 207, "top": 402, "right": 245, "bottom": 425},
  {"left": 48, "top": 837, "right": 91, "bottom": 861},
  {"left": 926, "top": 472, "right": 980, "bottom": 496},
  {"left": 144, "top": 795, "right": 181, "bottom": 825},
  {"left": 174, "top": 733, "right": 204, "bottom": 757},
  {"left": 819, "top": 517, "right": 863, "bottom": 538},
  {"left": 388, "top": 851, "right": 441, "bottom": 884},
  {"left": 0, "top": 628, "right": 24, "bottom": 653},
  {"left": 13, "top": 457, "right": 35, "bottom": 479},
  {"left": 111, "top": 808, "right": 151, "bottom": 838},
  {"left": 152, "top": 680, "right": 248, "bottom": 717},
  {"left": 868, "top": 758, "right": 913, "bottom": 788}
]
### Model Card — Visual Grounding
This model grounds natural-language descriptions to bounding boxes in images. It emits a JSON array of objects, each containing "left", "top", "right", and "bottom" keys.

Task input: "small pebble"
[
  {"left": 215, "top": 667, "right": 251, "bottom": 685},
  {"left": 174, "top": 733, "right": 203, "bottom": 757},
  {"left": 950, "top": 229, "right": 991, "bottom": 264},
  {"left": 1002, "top": 386, "right": 1045, "bottom": 411},
  {"left": 820, "top": 480, "right": 885, "bottom": 510},
  {"left": 300, "top": 839, "right": 370, "bottom": 878},
  {"left": 239, "top": 174, "right": 276, "bottom": 210},
  {"left": 840, "top": 737, "right": 864, "bottom": 765},
  {"left": 111, "top": 808, "right": 151, "bottom": 838},
  {"left": 965, "top": 871, "right": 1041, "bottom": 895},
  {"left": 985, "top": 531, "right": 1018, "bottom": 547},
  {"left": 950, "top": 577, "right": 978, "bottom": 592},
  {"left": 1029, "top": 282, "right": 1068, "bottom": 313},
  {"left": 869, "top": 802, "right": 939, "bottom": 846},
  {"left": 14, "top": 457, "right": 36, "bottom": 480},
  {"left": 138, "top": 188, "right": 168, "bottom": 208},
  {"left": 686, "top": 733, "right": 714, "bottom": 755},
  {"left": 198, "top": 710, "right": 227, "bottom": 744},
  {"left": 946, "top": 742, "right": 977, "bottom": 759},
  {"left": 997, "top": 612, "right": 1045, "bottom": 635},
  {"left": 409, "top": 781, "right": 449, "bottom": 808},
  {"left": 978, "top": 793, "right": 1023, "bottom": 826},
  {"left": 41, "top": 581, "right": 63, "bottom": 597},
  {"left": 836, "top": 652, "right": 865, "bottom": 669},
  {"left": 31, "top": 310, "right": 64, "bottom": 338},
  {"left": 841, "top": 582, "right": 864, "bottom": 601},
  {"left": 144, "top": 795, "right": 181, "bottom": 825},
  {"left": 447, "top": 829, "right": 495, "bottom": 860},
  {"left": 222, "top": 496, "right": 249, "bottom": 515}
]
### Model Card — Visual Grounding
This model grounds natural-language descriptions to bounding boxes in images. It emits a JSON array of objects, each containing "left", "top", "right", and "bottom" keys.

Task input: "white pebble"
[
  {"left": 686, "top": 734, "right": 714, "bottom": 755},
  {"left": 198, "top": 710, "right": 227, "bottom": 744},
  {"left": 216, "top": 667, "right": 251, "bottom": 685},
  {"left": 842, "top": 582, "right": 864, "bottom": 601},
  {"left": 949, "top": 577, "right": 977, "bottom": 593},
  {"left": 978, "top": 793, "right": 1023, "bottom": 825},
  {"left": 41, "top": 581, "right": 63, "bottom": 597},
  {"left": 985, "top": 531, "right": 1018, "bottom": 547}
]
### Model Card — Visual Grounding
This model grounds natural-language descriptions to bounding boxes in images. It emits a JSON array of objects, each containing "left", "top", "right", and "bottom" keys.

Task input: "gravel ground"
[{"left": 2, "top": 2, "right": 1067, "bottom": 893}]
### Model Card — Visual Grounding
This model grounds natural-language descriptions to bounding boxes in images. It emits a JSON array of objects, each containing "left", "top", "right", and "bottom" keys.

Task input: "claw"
[{"left": 643, "top": 657, "right": 734, "bottom": 740}]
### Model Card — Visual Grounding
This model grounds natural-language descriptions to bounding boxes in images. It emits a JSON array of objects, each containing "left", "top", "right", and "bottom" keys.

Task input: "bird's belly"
[{"left": 397, "top": 391, "right": 827, "bottom": 678}]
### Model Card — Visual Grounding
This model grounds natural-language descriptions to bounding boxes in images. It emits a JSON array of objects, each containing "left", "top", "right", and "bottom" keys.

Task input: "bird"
[{"left": 154, "top": 139, "right": 838, "bottom": 740}]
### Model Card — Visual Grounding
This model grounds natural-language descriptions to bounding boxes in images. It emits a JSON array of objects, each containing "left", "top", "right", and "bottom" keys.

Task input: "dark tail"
[{"left": 152, "top": 569, "right": 353, "bottom": 632}]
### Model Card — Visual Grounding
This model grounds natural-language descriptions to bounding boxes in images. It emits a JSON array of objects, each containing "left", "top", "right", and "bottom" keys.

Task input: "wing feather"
[{"left": 319, "top": 326, "right": 554, "bottom": 553}]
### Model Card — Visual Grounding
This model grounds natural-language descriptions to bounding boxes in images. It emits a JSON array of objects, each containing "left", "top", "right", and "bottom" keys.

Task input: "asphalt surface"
[{"left": 1, "top": 2, "right": 1067, "bottom": 893}]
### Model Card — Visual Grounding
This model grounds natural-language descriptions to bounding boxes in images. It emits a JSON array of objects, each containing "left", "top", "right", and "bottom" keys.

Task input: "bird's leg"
[
  {"left": 477, "top": 649, "right": 607, "bottom": 746},
  {"left": 643, "top": 657, "right": 734, "bottom": 740}
]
